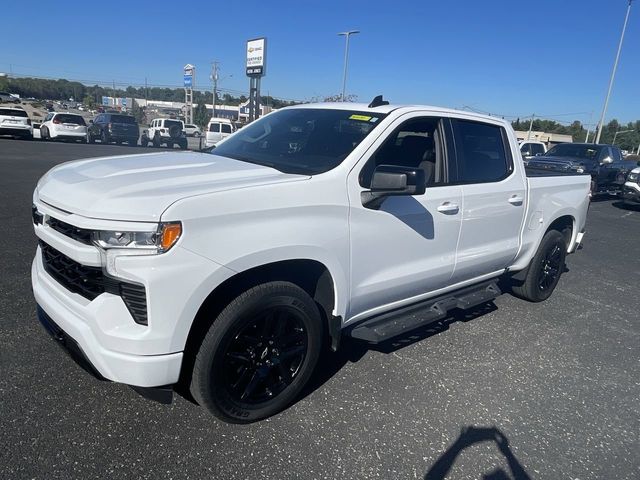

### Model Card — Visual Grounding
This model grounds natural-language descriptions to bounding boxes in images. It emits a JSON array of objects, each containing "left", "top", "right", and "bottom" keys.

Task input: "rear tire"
[
  {"left": 41, "top": 127, "right": 49, "bottom": 141},
  {"left": 88, "top": 133, "right": 95, "bottom": 144},
  {"left": 511, "top": 230, "right": 567, "bottom": 302},
  {"left": 190, "top": 281, "right": 324, "bottom": 423}
]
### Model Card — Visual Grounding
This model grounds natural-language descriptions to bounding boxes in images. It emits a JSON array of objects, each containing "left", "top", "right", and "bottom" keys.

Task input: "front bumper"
[
  {"left": 622, "top": 183, "right": 640, "bottom": 203},
  {"left": 33, "top": 252, "right": 183, "bottom": 387}
]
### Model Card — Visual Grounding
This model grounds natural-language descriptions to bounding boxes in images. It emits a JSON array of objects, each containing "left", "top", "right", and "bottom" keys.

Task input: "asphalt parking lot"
[{"left": 1, "top": 138, "right": 638, "bottom": 480}]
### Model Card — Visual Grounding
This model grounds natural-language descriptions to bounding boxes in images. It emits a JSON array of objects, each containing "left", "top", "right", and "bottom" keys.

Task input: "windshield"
[
  {"left": 545, "top": 144, "right": 603, "bottom": 160},
  {"left": 55, "top": 114, "right": 85, "bottom": 125},
  {"left": 211, "top": 108, "right": 387, "bottom": 174},
  {"left": 110, "top": 115, "right": 136, "bottom": 124},
  {"left": 0, "top": 108, "right": 28, "bottom": 117}
]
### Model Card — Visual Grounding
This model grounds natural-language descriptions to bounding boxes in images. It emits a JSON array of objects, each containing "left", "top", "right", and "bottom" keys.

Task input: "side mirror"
[
  {"left": 535, "top": 152, "right": 543, "bottom": 156},
  {"left": 362, "top": 165, "right": 426, "bottom": 209},
  {"left": 601, "top": 156, "right": 613, "bottom": 165}
]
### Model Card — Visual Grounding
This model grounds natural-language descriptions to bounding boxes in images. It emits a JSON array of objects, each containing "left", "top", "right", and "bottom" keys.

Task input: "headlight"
[
  {"left": 93, "top": 222, "right": 182, "bottom": 253},
  {"left": 628, "top": 171, "right": 639, "bottom": 183}
]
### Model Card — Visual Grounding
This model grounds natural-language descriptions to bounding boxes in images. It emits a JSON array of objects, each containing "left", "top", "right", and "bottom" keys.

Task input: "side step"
[{"left": 349, "top": 281, "right": 501, "bottom": 343}]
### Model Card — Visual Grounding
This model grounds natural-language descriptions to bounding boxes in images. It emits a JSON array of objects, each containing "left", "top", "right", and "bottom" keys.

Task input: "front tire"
[
  {"left": 190, "top": 281, "right": 324, "bottom": 423},
  {"left": 511, "top": 230, "right": 567, "bottom": 302}
]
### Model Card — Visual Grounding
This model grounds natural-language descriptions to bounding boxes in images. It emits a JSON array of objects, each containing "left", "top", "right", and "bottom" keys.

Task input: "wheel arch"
[
  {"left": 178, "top": 258, "right": 341, "bottom": 388},
  {"left": 510, "top": 213, "right": 575, "bottom": 282}
]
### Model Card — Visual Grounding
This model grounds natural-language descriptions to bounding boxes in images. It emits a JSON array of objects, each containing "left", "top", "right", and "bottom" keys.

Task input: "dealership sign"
[
  {"left": 184, "top": 64, "right": 194, "bottom": 88},
  {"left": 246, "top": 38, "right": 266, "bottom": 77}
]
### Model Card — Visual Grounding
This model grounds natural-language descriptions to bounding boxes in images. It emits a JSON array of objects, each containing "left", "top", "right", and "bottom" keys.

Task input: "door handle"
[
  {"left": 508, "top": 195, "right": 524, "bottom": 205},
  {"left": 437, "top": 202, "right": 459, "bottom": 214}
]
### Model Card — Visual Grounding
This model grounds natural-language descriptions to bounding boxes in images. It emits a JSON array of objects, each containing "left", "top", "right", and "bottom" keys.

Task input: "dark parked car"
[
  {"left": 88, "top": 113, "right": 139, "bottom": 145},
  {"left": 526, "top": 143, "right": 635, "bottom": 195}
]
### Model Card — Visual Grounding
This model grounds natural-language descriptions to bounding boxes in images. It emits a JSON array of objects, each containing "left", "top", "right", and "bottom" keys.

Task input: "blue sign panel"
[{"left": 184, "top": 74, "right": 193, "bottom": 87}]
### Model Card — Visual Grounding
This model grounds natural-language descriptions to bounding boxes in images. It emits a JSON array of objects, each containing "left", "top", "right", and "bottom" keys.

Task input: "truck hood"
[{"left": 36, "top": 151, "right": 307, "bottom": 222}]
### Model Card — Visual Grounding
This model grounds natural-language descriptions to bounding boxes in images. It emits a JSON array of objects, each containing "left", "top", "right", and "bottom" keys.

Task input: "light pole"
[
  {"left": 338, "top": 30, "right": 359, "bottom": 102},
  {"left": 210, "top": 61, "right": 219, "bottom": 118},
  {"left": 595, "top": 0, "right": 633, "bottom": 144},
  {"left": 612, "top": 128, "right": 633, "bottom": 144}
]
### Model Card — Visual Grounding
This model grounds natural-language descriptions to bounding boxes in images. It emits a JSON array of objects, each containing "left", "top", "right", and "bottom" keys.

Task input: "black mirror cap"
[{"left": 371, "top": 165, "right": 426, "bottom": 195}]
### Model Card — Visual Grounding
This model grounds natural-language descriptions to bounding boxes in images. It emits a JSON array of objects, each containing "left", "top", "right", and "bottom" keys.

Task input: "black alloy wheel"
[
  {"left": 510, "top": 229, "right": 567, "bottom": 302},
  {"left": 190, "top": 281, "right": 324, "bottom": 423},
  {"left": 537, "top": 244, "right": 562, "bottom": 292},
  {"left": 221, "top": 307, "right": 308, "bottom": 404}
]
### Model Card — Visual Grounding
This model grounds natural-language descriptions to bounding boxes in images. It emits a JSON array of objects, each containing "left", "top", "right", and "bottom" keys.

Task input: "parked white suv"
[
  {"left": 205, "top": 117, "right": 235, "bottom": 147},
  {"left": 40, "top": 113, "right": 88, "bottom": 142},
  {"left": 0, "top": 106, "right": 33, "bottom": 139},
  {"left": 141, "top": 118, "right": 188, "bottom": 149},
  {"left": 184, "top": 124, "right": 202, "bottom": 137},
  {"left": 32, "top": 101, "right": 590, "bottom": 423},
  {"left": 519, "top": 140, "right": 547, "bottom": 163}
]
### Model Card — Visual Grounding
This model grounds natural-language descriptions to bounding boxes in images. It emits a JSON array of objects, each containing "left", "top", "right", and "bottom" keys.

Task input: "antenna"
[{"left": 368, "top": 95, "right": 389, "bottom": 108}]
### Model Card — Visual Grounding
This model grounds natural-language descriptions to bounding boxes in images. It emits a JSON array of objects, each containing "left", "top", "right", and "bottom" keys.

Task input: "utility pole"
[
  {"left": 527, "top": 114, "right": 535, "bottom": 141},
  {"left": 595, "top": 0, "right": 633, "bottom": 144},
  {"left": 338, "top": 30, "right": 359, "bottom": 102},
  {"left": 112, "top": 80, "right": 116, "bottom": 109},
  {"left": 211, "top": 61, "right": 219, "bottom": 118},
  {"left": 584, "top": 111, "right": 594, "bottom": 142}
]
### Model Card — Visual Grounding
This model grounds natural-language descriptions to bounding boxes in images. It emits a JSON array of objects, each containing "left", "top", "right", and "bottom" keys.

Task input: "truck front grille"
[
  {"left": 39, "top": 241, "right": 148, "bottom": 325},
  {"left": 47, "top": 217, "right": 93, "bottom": 245}
]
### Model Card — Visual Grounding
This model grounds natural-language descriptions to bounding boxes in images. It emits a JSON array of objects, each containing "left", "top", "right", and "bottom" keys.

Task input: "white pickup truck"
[{"left": 31, "top": 99, "right": 590, "bottom": 423}]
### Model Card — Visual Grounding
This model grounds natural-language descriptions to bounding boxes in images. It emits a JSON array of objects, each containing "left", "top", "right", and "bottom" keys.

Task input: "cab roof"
[{"left": 285, "top": 102, "right": 510, "bottom": 126}]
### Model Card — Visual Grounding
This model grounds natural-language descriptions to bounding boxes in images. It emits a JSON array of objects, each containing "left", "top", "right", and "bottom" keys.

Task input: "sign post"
[
  {"left": 246, "top": 38, "right": 266, "bottom": 122},
  {"left": 184, "top": 64, "right": 195, "bottom": 125}
]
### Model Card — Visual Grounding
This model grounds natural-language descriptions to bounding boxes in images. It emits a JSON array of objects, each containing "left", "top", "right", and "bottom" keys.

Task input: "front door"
[{"left": 347, "top": 114, "right": 463, "bottom": 322}]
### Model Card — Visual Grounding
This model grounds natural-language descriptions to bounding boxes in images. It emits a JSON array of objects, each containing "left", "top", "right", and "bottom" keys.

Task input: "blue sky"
[{"left": 2, "top": 0, "right": 638, "bottom": 124}]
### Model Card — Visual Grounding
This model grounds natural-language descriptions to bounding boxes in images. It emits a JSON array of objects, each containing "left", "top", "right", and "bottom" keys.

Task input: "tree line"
[
  {"left": 512, "top": 118, "right": 640, "bottom": 152},
  {"left": 0, "top": 76, "right": 296, "bottom": 110}
]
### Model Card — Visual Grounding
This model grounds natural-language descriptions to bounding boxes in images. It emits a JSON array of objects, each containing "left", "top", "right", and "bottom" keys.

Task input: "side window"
[
  {"left": 452, "top": 119, "right": 511, "bottom": 183},
  {"left": 210, "top": 123, "right": 221, "bottom": 133},
  {"left": 611, "top": 147, "right": 622, "bottom": 162},
  {"left": 221, "top": 124, "right": 232, "bottom": 134},
  {"left": 531, "top": 143, "right": 545, "bottom": 156},
  {"left": 360, "top": 117, "right": 443, "bottom": 188},
  {"left": 520, "top": 143, "right": 532, "bottom": 156}
]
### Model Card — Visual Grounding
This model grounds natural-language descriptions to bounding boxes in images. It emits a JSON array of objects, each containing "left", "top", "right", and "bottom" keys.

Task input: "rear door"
[{"left": 449, "top": 118, "right": 526, "bottom": 283}]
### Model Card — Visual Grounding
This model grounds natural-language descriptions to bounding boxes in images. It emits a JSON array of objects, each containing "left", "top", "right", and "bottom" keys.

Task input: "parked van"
[{"left": 205, "top": 117, "right": 235, "bottom": 147}]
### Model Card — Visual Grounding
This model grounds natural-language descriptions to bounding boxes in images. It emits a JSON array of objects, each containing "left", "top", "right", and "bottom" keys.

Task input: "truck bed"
[{"left": 525, "top": 166, "right": 588, "bottom": 178}]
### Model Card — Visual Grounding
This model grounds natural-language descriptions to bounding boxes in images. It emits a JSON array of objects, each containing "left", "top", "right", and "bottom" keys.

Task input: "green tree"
[{"left": 193, "top": 102, "right": 209, "bottom": 128}]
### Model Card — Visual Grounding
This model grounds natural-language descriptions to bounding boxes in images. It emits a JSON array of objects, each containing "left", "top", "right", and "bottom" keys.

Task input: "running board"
[{"left": 349, "top": 281, "right": 501, "bottom": 343}]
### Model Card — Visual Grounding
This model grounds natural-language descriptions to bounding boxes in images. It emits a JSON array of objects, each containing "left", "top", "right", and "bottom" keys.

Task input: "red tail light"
[{"left": 160, "top": 128, "right": 165, "bottom": 133}]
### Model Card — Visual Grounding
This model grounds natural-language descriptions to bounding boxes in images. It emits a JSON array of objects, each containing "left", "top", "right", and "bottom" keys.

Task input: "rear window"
[
  {"left": 221, "top": 124, "right": 232, "bottom": 134},
  {"left": 0, "top": 108, "right": 28, "bottom": 117},
  {"left": 55, "top": 114, "right": 86, "bottom": 125},
  {"left": 209, "top": 123, "right": 220, "bottom": 133},
  {"left": 110, "top": 115, "right": 136, "bottom": 124}
]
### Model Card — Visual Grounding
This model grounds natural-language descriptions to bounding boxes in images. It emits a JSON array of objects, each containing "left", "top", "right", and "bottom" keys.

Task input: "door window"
[
  {"left": 360, "top": 117, "right": 446, "bottom": 188},
  {"left": 452, "top": 120, "right": 512, "bottom": 183},
  {"left": 221, "top": 124, "right": 232, "bottom": 134},
  {"left": 530, "top": 143, "right": 545, "bottom": 155},
  {"left": 209, "top": 123, "right": 221, "bottom": 133}
]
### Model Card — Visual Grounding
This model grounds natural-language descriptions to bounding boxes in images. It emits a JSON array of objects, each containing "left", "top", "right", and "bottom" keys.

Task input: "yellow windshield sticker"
[{"left": 349, "top": 114, "right": 372, "bottom": 121}]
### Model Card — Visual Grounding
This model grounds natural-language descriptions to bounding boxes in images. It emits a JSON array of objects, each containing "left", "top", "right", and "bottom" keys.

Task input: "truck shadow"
[
  {"left": 298, "top": 302, "right": 498, "bottom": 404},
  {"left": 424, "top": 426, "right": 531, "bottom": 480}
]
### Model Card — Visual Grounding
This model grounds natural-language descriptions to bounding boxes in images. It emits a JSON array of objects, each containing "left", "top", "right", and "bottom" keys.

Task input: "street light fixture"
[
  {"left": 338, "top": 30, "right": 359, "bottom": 102},
  {"left": 613, "top": 128, "right": 633, "bottom": 145},
  {"left": 595, "top": 0, "right": 633, "bottom": 144}
]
